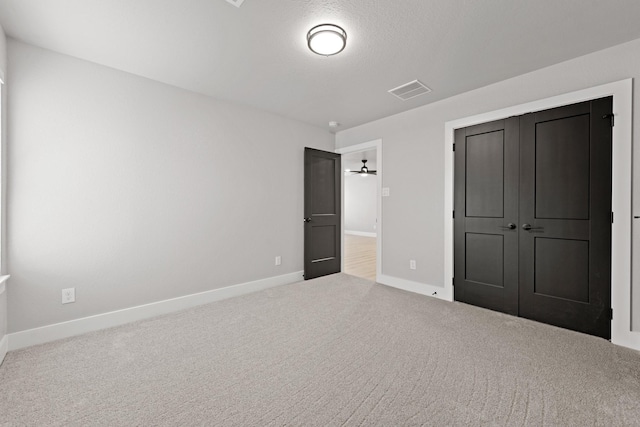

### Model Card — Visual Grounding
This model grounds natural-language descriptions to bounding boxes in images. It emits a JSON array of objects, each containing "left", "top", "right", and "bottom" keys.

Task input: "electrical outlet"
[
  {"left": 409, "top": 260, "right": 416, "bottom": 270},
  {"left": 275, "top": 256, "right": 282, "bottom": 266},
  {"left": 62, "top": 288, "right": 76, "bottom": 304},
  {"left": 382, "top": 187, "right": 390, "bottom": 197}
]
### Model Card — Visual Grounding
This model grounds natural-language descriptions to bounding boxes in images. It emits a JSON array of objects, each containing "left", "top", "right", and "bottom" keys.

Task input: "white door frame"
[
  {"left": 336, "top": 139, "right": 383, "bottom": 281},
  {"left": 444, "top": 78, "right": 638, "bottom": 351}
]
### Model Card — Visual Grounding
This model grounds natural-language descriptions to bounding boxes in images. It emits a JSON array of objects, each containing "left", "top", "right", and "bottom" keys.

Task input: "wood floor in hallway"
[{"left": 344, "top": 234, "right": 376, "bottom": 281}]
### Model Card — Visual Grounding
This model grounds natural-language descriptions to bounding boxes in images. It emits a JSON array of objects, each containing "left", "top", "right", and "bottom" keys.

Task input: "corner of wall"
[
  {"left": 0, "top": 23, "right": 6, "bottom": 79},
  {"left": 0, "top": 22, "right": 7, "bottom": 366}
]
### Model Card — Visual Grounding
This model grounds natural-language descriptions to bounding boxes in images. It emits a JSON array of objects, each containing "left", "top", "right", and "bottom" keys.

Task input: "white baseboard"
[
  {"left": 0, "top": 334, "right": 7, "bottom": 366},
  {"left": 345, "top": 230, "right": 377, "bottom": 238},
  {"left": 612, "top": 332, "right": 640, "bottom": 352},
  {"left": 8, "top": 271, "right": 304, "bottom": 351},
  {"left": 377, "top": 274, "right": 453, "bottom": 302}
]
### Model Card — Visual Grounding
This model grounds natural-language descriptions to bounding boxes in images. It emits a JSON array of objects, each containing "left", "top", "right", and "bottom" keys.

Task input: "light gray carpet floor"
[{"left": 1, "top": 273, "right": 640, "bottom": 426}]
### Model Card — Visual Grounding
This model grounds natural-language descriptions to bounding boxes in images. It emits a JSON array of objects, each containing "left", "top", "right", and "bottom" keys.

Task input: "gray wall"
[
  {"left": 6, "top": 40, "right": 334, "bottom": 333},
  {"left": 0, "top": 23, "right": 5, "bottom": 75},
  {"left": 0, "top": 23, "right": 6, "bottom": 345},
  {"left": 336, "top": 38, "right": 640, "bottom": 330},
  {"left": 344, "top": 174, "right": 377, "bottom": 234}
]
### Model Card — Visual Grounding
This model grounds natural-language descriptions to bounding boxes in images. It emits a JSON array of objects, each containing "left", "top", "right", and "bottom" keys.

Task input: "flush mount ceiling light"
[{"left": 307, "top": 24, "right": 347, "bottom": 56}]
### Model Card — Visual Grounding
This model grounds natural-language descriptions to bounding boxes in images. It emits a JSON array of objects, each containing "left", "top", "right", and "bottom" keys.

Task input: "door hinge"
[
  {"left": 452, "top": 210, "right": 455, "bottom": 218},
  {"left": 452, "top": 277, "right": 455, "bottom": 287},
  {"left": 452, "top": 143, "right": 456, "bottom": 151},
  {"left": 603, "top": 113, "right": 614, "bottom": 127},
  {"left": 611, "top": 212, "right": 614, "bottom": 224},
  {"left": 609, "top": 308, "right": 613, "bottom": 320}
]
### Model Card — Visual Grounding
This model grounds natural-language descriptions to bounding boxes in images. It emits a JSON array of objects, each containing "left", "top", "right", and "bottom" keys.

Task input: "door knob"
[
  {"left": 522, "top": 224, "right": 544, "bottom": 231},
  {"left": 303, "top": 217, "right": 312, "bottom": 223},
  {"left": 499, "top": 223, "right": 517, "bottom": 230}
]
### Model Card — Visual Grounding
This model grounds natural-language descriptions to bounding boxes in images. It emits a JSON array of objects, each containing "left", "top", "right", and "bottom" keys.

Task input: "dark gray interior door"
[
  {"left": 454, "top": 117, "right": 519, "bottom": 315},
  {"left": 519, "top": 98, "right": 612, "bottom": 339},
  {"left": 304, "top": 147, "right": 341, "bottom": 280},
  {"left": 454, "top": 97, "right": 612, "bottom": 339}
]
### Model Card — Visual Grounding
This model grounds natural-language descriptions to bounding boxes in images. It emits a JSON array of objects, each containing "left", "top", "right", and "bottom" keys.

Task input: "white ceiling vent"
[
  {"left": 225, "top": 0, "right": 245, "bottom": 7},
  {"left": 388, "top": 80, "right": 431, "bottom": 101}
]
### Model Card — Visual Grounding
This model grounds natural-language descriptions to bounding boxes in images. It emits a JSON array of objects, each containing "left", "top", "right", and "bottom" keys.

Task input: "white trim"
[
  {"left": 378, "top": 274, "right": 451, "bottom": 301},
  {"left": 0, "top": 334, "right": 7, "bottom": 366},
  {"left": 0, "top": 68, "right": 4, "bottom": 84},
  {"left": 225, "top": 0, "right": 245, "bottom": 7},
  {"left": 345, "top": 230, "right": 377, "bottom": 238},
  {"left": 0, "top": 275, "right": 10, "bottom": 295},
  {"left": 337, "top": 139, "right": 383, "bottom": 281},
  {"left": 8, "top": 271, "right": 303, "bottom": 351},
  {"left": 444, "top": 78, "right": 638, "bottom": 351}
]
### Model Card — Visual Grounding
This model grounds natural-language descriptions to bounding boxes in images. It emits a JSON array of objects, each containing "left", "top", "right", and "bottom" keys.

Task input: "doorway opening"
[{"left": 336, "top": 140, "right": 382, "bottom": 282}]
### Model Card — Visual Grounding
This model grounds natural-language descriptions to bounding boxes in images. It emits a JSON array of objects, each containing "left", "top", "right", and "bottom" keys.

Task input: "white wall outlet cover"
[
  {"left": 275, "top": 256, "right": 282, "bottom": 266},
  {"left": 382, "top": 187, "right": 390, "bottom": 197},
  {"left": 62, "top": 288, "right": 76, "bottom": 304},
  {"left": 409, "top": 260, "right": 417, "bottom": 270}
]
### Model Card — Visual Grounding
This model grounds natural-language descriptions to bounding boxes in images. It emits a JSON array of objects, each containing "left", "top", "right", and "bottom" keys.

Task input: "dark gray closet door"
[
  {"left": 519, "top": 98, "right": 612, "bottom": 339},
  {"left": 454, "top": 117, "right": 519, "bottom": 315},
  {"left": 304, "top": 147, "right": 342, "bottom": 280},
  {"left": 454, "top": 97, "right": 612, "bottom": 339}
]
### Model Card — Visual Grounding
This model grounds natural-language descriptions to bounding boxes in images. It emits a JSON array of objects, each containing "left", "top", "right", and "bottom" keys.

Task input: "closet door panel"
[
  {"left": 454, "top": 118, "right": 519, "bottom": 315},
  {"left": 519, "top": 97, "right": 612, "bottom": 339}
]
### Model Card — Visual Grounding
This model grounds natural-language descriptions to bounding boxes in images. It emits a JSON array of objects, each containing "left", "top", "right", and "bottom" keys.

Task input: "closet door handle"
[
  {"left": 499, "top": 223, "right": 517, "bottom": 230},
  {"left": 522, "top": 224, "right": 543, "bottom": 231}
]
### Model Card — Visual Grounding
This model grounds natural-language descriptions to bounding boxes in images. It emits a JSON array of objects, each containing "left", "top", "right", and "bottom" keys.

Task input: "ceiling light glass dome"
[{"left": 307, "top": 24, "right": 347, "bottom": 56}]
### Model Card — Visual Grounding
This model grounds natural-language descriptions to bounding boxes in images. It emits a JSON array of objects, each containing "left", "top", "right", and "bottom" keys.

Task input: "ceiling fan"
[{"left": 349, "top": 159, "right": 377, "bottom": 175}]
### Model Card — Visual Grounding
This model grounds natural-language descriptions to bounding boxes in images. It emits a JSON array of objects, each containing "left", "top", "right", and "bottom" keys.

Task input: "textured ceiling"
[{"left": 1, "top": 0, "right": 640, "bottom": 131}]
